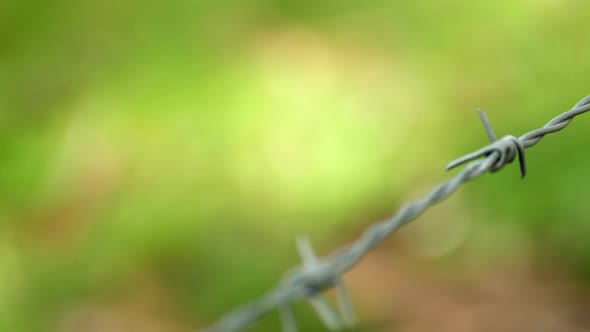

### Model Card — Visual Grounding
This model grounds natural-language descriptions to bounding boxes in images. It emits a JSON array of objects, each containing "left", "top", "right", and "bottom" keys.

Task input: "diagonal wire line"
[{"left": 201, "top": 95, "right": 590, "bottom": 332}]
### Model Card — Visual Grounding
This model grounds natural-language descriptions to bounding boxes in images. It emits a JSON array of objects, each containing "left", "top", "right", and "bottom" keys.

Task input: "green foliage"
[{"left": 1, "top": 1, "right": 590, "bottom": 331}]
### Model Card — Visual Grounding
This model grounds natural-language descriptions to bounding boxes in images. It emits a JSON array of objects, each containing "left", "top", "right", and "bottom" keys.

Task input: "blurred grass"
[{"left": 1, "top": 1, "right": 590, "bottom": 331}]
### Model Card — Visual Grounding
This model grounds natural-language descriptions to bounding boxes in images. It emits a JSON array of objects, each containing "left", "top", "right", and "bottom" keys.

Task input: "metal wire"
[{"left": 201, "top": 95, "right": 590, "bottom": 332}]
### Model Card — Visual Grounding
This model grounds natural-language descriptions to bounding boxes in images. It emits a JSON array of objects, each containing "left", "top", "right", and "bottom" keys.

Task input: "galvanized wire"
[{"left": 201, "top": 95, "right": 590, "bottom": 332}]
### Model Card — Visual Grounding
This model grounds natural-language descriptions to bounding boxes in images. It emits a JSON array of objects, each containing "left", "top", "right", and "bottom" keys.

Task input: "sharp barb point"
[
  {"left": 309, "top": 296, "right": 342, "bottom": 331},
  {"left": 477, "top": 108, "right": 498, "bottom": 142},
  {"left": 296, "top": 235, "right": 317, "bottom": 266},
  {"left": 335, "top": 278, "right": 356, "bottom": 326},
  {"left": 280, "top": 306, "right": 298, "bottom": 332}
]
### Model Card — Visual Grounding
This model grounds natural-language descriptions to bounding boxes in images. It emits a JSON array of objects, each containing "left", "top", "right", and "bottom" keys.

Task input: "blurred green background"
[{"left": 2, "top": 1, "right": 590, "bottom": 331}]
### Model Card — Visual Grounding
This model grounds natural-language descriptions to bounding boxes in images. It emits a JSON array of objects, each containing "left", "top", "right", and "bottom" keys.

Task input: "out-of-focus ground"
[
  {"left": 350, "top": 230, "right": 590, "bottom": 332},
  {"left": 2, "top": 1, "right": 590, "bottom": 331}
]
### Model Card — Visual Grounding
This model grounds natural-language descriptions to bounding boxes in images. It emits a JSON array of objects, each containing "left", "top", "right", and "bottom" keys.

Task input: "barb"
[
  {"left": 201, "top": 96, "right": 590, "bottom": 332},
  {"left": 447, "top": 108, "right": 527, "bottom": 178}
]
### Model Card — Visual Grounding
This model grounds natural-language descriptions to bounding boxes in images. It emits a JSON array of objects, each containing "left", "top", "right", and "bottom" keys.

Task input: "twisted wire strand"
[{"left": 202, "top": 96, "right": 590, "bottom": 332}]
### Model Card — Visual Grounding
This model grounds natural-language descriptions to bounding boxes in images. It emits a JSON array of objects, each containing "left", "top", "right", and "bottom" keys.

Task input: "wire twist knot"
[
  {"left": 282, "top": 261, "right": 337, "bottom": 296},
  {"left": 447, "top": 110, "right": 527, "bottom": 178},
  {"left": 276, "top": 237, "right": 355, "bottom": 331},
  {"left": 488, "top": 135, "right": 525, "bottom": 173}
]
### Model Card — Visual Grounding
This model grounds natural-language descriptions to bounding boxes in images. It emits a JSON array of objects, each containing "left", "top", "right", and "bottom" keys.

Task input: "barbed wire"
[{"left": 201, "top": 95, "right": 590, "bottom": 332}]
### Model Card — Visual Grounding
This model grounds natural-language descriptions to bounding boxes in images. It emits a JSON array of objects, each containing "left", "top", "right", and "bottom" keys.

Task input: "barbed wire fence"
[{"left": 202, "top": 95, "right": 590, "bottom": 332}]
